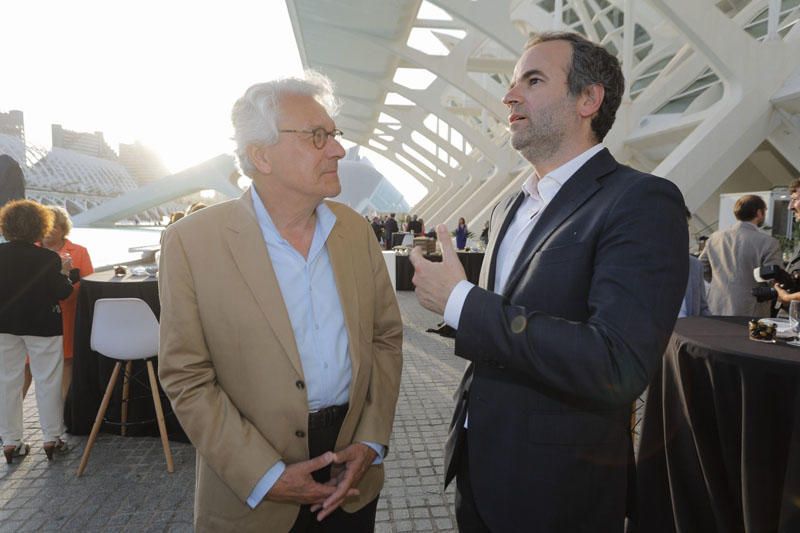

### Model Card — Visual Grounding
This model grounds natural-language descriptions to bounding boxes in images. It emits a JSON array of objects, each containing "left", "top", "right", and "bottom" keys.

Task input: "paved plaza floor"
[{"left": 0, "top": 292, "right": 467, "bottom": 532}]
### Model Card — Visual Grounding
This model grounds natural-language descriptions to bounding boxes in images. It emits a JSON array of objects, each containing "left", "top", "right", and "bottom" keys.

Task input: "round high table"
[
  {"left": 631, "top": 316, "right": 800, "bottom": 533},
  {"left": 64, "top": 270, "right": 187, "bottom": 442}
]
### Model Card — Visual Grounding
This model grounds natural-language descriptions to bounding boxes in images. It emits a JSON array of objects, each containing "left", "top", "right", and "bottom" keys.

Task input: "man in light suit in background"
[
  {"left": 411, "top": 32, "right": 688, "bottom": 532},
  {"left": 699, "top": 194, "right": 782, "bottom": 316},
  {"left": 158, "top": 72, "right": 402, "bottom": 532}
]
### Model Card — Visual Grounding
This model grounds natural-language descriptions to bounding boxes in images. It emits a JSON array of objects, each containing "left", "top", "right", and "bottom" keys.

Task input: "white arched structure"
[{"left": 287, "top": 0, "right": 800, "bottom": 237}]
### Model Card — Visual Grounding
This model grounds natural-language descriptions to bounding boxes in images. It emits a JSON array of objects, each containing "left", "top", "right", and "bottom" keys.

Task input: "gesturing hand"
[
  {"left": 409, "top": 224, "right": 466, "bottom": 315},
  {"left": 311, "top": 443, "right": 377, "bottom": 521},
  {"left": 266, "top": 452, "right": 357, "bottom": 505}
]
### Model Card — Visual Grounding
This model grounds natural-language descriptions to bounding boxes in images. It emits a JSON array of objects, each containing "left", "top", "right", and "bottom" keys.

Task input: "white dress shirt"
[{"left": 444, "top": 144, "right": 604, "bottom": 328}]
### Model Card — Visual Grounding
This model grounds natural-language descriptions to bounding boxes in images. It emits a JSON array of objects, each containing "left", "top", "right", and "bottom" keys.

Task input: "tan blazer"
[
  {"left": 158, "top": 190, "right": 403, "bottom": 532},
  {"left": 699, "top": 221, "right": 783, "bottom": 316}
]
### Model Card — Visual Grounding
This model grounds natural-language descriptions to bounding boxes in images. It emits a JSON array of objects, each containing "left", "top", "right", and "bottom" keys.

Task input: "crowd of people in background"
[{"left": 367, "top": 212, "right": 427, "bottom": 250}]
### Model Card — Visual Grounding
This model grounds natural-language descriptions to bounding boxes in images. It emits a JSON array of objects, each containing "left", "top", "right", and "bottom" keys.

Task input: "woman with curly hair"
[{"left": 0, "top": 200, "right": 73, "bottom": 463}]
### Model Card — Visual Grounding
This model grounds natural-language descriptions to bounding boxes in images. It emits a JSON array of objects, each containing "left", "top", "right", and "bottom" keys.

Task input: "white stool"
[{"left": 77, "top": 298, "right": 173, "bottom": 476}]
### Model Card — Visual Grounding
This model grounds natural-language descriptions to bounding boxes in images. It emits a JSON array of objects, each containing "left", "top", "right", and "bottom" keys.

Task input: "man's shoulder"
[{"left": 602, "top": 161, "right": 678, "bottom": 196}]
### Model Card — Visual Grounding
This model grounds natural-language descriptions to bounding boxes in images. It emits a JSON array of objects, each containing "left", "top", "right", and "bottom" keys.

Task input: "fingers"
[
  {"left": 304, "top": 451, "right": 336, "bottom": 473},
  {"left": 436, "top": 224, "right": 458, "bottom": 263},
  {"left": 317, "top": 488, "right": 360, "bottom": 521},
  {"left": 409, "top": 245, "right": 427, "bottom": 267}
]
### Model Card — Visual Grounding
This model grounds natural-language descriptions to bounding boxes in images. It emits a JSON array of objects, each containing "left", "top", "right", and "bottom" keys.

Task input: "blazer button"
[
  {"left": 296, "top": 380, "right": 305, "bottom": 390},
  {"left": 295, "top": 430, "right": 306, "bottom": 438}
]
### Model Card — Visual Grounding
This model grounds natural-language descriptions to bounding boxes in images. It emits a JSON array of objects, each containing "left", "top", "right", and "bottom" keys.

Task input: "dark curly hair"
[
  {"left": 525, "top": 31, "right": 624, "bottom": 142},
  {"left": 0, "top": 200, "right": 54, "bottom": 243}
]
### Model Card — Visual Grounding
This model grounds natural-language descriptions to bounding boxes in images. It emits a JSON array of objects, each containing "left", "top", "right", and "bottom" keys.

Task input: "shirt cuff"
[
  {"left": 444, "top": 280, "right": 475, "bottom": 330},
  {"left": 361, "top": 441, "right": 385, "bottom": 464},
  {"left": 247, "top": 461, "right": 286, "bottom": 509}
]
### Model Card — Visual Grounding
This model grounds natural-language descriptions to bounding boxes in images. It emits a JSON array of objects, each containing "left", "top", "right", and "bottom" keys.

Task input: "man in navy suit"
[{"left": 411, "top": 31, "right": 688, "bottom": 532}]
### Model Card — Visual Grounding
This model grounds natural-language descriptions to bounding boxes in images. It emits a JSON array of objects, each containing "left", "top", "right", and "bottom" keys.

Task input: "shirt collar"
[
  {"left": 250, "top": 186, "right": 337, "bottom": 248},
  {"left": 521, "top": 143, "right": 604, "bottom": 203}
]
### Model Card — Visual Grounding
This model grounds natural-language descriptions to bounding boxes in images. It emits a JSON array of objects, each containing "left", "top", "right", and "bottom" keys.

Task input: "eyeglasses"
[{"left": 278, "top": 127, "right": 343, "bottom": 149}]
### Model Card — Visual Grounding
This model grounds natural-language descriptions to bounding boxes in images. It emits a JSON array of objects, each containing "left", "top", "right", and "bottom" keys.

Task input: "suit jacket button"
[
  {"left": 295, "top": 430, "right": 306, "bottom": 438},
  {"left": 296, "top": 380, "right": 305, "bottom": 390}
]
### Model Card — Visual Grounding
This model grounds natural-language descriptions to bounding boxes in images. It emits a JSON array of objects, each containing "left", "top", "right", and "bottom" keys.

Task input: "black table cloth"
[
  {"left": 631, "top": 316, "right": 800, "bottom": 533},
  {"left": 395, "top": 251, "right": 484, "bottom": 290},
  {"left": 64, "top": 270, "right": 187, "bottom": 442}
]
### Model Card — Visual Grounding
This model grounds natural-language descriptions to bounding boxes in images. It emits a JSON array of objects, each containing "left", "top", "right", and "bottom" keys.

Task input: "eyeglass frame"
[{"left": 278, "top": 127, "right": 344, "bottom": 149}]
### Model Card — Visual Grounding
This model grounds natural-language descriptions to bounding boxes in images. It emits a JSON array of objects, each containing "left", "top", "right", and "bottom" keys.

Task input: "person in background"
[
  {"left": 455, "top": 217, "right": 468, "bottom": 250},
  {"left": 370, "top": 216, "right": 383, "bottom": 244},
  {"left": 408, "top": 215, "right": 422, "bottom": 235},
  {"left": 36, "top": 205, "right": 93, "bottom": 400},
  {"left": 384, "top": 213, "right": 399, "bottom": 250},
  {"left": 680, "top": 208, "right": 710, "bottom": 318},
  {"left": 699, "top": 194, "right": 782, "bottom": 316},
  {"left": 0, "top": 200, "right": 73, "bottom": 463},
  {"left": 480, "top": 220, "right": 489, "bottom": 246},
  {"left": 785, "top": 178, "right": 800, "bottom": 273},
  {"left": 169, "top": 211, "right": 185, "bottom": 225},
  {"left": 186, "top": 202, "right": 207, "bottom": 215}
]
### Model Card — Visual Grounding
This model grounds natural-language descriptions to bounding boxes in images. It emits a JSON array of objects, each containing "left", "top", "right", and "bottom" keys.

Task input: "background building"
[
  {"left": 0, "top": 110, "right": 25, "bottom": 144},
  {"left": 51, "top": 124, "right": 117, "bottom": 160}
]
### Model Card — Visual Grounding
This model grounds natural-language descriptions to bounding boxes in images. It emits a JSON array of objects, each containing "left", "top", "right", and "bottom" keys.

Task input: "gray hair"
[{"left": 231, "top": 70, "right": 340, "bottom": 176}]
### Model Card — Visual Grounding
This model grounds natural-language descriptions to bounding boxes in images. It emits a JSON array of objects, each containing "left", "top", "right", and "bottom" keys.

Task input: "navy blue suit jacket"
[{"left": 444, "top": 149, "right": 689, "bottom": 532}]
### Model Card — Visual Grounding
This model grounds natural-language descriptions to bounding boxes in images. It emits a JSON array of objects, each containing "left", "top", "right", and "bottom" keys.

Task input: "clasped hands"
[
  {"left": 409, "top": 224, "right": 467, "bottom": 315},
  {"left": 266, "top": 442, "right": 377, "bottom": 521}
]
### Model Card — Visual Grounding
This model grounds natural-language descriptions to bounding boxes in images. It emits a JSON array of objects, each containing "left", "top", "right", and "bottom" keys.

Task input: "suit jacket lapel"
[
  {"left": 224, "top": 190, "right": 305, "bottom": 377},
  {"left": 325, "top": 207, "right": 361, "bottom": 384},
  {"left": 502, "top": 149, "right": 617, "bottom": 296},
  {"left": 484, "top": 191, "right": 525, "bottom": 291}
]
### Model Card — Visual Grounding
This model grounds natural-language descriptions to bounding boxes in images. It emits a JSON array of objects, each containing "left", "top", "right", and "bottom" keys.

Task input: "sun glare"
[{"left": 2, "top": 0, "right": 427, "bottom": 205}]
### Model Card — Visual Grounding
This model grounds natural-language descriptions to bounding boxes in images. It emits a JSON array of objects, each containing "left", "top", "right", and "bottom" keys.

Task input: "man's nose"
[
  {"left": 503, "top": 86, "right": 520, "bottom": 107},
  {"left": 328, "top": 138, "right": 346, "bottom": 158}
]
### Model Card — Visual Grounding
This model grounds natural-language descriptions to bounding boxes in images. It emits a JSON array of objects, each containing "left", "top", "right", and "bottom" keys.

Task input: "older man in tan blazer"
[
  {"left": 158, "top": 73, "right": 403, "bottom": 532},
  {"left": 699, "top": 194, "right": 783, "bottom": 316}
]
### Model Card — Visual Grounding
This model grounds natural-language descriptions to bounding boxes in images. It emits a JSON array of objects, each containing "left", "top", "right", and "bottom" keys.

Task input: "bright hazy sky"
[{"left": 2, "top": 0, "right": 427, "bottom": 205}]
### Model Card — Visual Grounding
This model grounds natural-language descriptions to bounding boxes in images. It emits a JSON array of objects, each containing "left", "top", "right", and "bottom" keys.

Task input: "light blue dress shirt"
[{"left": 246, "top": 188, "right": 383, "bottom": 509}]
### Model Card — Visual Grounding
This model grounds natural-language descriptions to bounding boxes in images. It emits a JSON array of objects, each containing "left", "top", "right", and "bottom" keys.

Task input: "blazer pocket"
[
  {"left": 528, "top": 410, "right": 622, "bottom": 446},
  {"left": 534, "top": 242, "right": 588, "bottom": 266}
]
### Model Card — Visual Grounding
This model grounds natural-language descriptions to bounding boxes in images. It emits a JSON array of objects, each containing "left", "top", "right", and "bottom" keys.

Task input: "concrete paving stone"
[
  {"left": 392, "top": 508, "right": 410, "bottom": 520},
  {"left": 374, "top": 523, "right": 394, "bottom": 533},
  {"left": 413, "top": 518, "right": 433, "bottom": 530},
  {"left": 395, "top": 520, "right": 414, "bottom": 532},
  {"left": 411, "top": 507, "right": 430, "bottom": 518},
  {"left": 16, "top": 516, "right": 47, "bottom": 532},
  {"left": 434, "top": 517, "right": 454, "bottom": 530},
  {"left": 0, "top": 520, "right": 24, "bottom": 533}
]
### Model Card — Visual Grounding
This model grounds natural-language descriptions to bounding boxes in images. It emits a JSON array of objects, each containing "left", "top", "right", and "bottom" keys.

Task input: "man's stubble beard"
[{"left": 510, "top": 100, "right": 570, "bottom": 165}]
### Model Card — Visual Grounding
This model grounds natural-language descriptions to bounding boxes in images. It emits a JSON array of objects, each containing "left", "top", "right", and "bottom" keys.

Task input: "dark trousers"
[
  {"left": 455, "top": 438, "right": 491, "bottom": 533},
  {"left": 289, "top": 407, "right": 379, "bottom": 533}
]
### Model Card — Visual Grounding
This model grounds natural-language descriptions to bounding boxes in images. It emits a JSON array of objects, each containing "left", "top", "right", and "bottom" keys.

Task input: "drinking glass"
[{"left": 790, "top": 301, "right": 800, "bottom": 333}]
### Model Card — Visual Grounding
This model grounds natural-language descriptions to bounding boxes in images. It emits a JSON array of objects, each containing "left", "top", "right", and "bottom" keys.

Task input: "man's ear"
[
  {"left": 247, "top": 144, "right": 272, "bottom": 175},
  {"left": 578, "top": 83, "right": 605, "bottom": 119}
]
